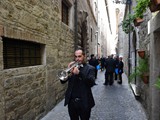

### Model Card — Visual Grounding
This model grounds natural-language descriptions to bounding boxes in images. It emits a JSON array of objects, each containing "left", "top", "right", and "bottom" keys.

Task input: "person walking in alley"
[
  {"left": 117, "top": 56, "right": 124, "bottom": 84},
  {"left": 60, "top": 48, "right": 96, "bottom": 120},
  {"left": 100, "top": 56, "right": 105, "bottom": 71},
  {"left": 104, "top": 55, "right": 116, "bottom": 85},
  {"left": 114, "top": 56, "right": 119, "bottom": 80},
  {"left": 89, "top": 54, "right": 99, "bottom": 79}
]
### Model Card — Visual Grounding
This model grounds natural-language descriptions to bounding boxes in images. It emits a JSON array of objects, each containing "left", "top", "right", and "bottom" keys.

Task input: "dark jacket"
[
  {"left": 100, "top": 57, "right": 105, "bottom": 67},
  {"left": 104, "top": 58, "right": 116, "bottom": 73},
  {"left": 89, "top": 58, "right": 99, "bottom": 68},
  {"left": 114, "top": 58, "right": 119, "bottom": 68},
  {"left": 118, "top": 61, "right": 124, "bottom": 73},
  {"left": 61, "top": 64, "right": 95, "bottom": 109}
]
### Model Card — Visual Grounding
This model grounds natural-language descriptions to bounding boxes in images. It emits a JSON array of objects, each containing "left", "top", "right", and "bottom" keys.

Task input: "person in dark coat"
[
  {"left": 89, "top": 54, "right": 99, "bottom": 79},
  {"left": 100, "top": 56, "right": 105, "bottom": 71},
  {"left": 117, "top": 57, "right": 124, "bottom": 84},
  {"left": 60, "top": 48, "right": 96, "bottom": 120},
  {"left": 104, "top": 55, "right": 116, "bottom": 85},
  {"left": 114, "top": 56, "right": 119, "bottom": 80}
]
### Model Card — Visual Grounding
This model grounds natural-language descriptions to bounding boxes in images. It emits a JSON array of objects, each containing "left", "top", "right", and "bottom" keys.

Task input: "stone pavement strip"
[{"left": 41, "top": 71, "right": 147, "bottom": 120}]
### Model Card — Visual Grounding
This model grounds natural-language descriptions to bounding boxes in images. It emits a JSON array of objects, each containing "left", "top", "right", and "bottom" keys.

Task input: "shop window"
[{"left": 2, "top": 37, "right": 43, "bottom": 69}]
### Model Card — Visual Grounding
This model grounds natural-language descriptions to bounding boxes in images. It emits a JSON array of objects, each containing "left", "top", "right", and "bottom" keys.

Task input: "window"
[
  {"left": 2, "top": 37, "right": 43, "bottom": 69},
  {"left": 62, "top": 1, "right": 69, "bottom": 25}
]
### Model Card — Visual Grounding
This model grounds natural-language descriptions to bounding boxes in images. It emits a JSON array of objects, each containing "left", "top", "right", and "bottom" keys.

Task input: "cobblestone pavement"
[{"left": 41, "top": 71, "right": 147, "bottom": 120}]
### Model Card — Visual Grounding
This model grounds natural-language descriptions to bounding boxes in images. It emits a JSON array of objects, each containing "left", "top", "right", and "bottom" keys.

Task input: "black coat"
[
  {"left": 118, "top": 61, "right": 124, "bottom": 73},
  {"left": 104, "top": 58, "right": 116, "bottom": 73},
  {"left": 89, "top": 58, "right": 99, "bottom": 68},
  {"left": 61, "top": 64, "right": 95, "bottom": 109}
]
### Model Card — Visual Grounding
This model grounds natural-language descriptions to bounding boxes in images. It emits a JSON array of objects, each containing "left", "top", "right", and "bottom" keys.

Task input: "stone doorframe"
[{"left": 77, "top": 10, "right": 89, "bottom": 56}]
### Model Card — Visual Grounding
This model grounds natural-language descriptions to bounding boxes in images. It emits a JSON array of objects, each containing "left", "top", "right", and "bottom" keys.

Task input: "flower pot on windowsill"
[
  {"left": 134, "top": 18, "right": 144, "bottom": 27},
  {"left": 153, "top": 0, "right": 160, "bottom": 5},
  {"left": 149, "top": 0, "right": 160, "bottom": 12},
  {"left": 142, "top": 73, "right": 149, "bottom": 84},
  {"left": 138, "top": 50, "right": 145, "bottom": 59}
]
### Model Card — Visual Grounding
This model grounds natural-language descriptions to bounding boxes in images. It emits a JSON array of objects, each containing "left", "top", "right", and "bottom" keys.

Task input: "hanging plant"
[
  {"left": 133, "top": 0, "right": 150, "bottom": 19},
  {"left": 155, "top": 76, "right": 160, "bottom": 89},
  {"left": 134, "top": 18, "right": 144, "bottom": 26},
  {"left": 122, "top": 14, "right": 135, "bottom": 34}
]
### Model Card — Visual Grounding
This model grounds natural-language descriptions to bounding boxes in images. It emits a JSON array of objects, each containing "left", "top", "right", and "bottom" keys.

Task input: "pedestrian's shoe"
[
  {"left": 118, "top": 80, "right": 122, "bottom": 84},
  {"left": 109, "top": 82, "right": 113, "bottom": 86},
  {"left": 94, "top": 83, "right": 98, "bottom": 85},
  {"left": 103, "top": 83, "right": 108, "bottom": 85},
  {"left": 109, "top": 83, "right": 113, "bottom": 86}
]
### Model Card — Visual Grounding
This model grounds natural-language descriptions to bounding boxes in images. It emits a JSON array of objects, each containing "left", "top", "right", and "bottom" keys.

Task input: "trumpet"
[{"left": 57, "top": 61, "right": 81, "bottom": 81}]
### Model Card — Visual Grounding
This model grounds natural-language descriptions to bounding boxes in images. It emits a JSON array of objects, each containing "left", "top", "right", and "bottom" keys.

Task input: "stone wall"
[
  {"left": 0, "top": 0, "right": 97, "bottom": 119},
  {"left": 0, "top": 0, "right": 74, "bottom": 119},
  {"left": 150, "top": 12, "right": 160, "bottom": 120},
  {"left": 2, "top": 66, "right": 47, "bottom": 120},
  {"left": 137, "top": 9, "right": 151, "bottom": 119}
]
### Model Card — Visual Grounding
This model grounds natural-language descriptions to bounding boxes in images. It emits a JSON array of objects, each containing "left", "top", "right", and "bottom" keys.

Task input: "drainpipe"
[
  {"left": 74, "top": 0, "right": 78, "bottom": 50},
  {"left": 128, "top": 0, "right": 131, "bottom": 77}
]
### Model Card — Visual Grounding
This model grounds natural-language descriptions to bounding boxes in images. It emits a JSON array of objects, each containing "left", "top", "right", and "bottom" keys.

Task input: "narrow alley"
[
  {"left": 1, "top": 0, "right": 160, "bottom": 119},
  {"left": 41, "top": 70, "right": 147, "bottom": 120}
]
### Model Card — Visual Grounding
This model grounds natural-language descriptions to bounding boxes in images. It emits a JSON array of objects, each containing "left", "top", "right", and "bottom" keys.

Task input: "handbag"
[
  {"left": 96, "top": 64, "right": 101, "bottom": 70},
  {"left": 115, "top": 68, "right": 119, "bottom": 74}
]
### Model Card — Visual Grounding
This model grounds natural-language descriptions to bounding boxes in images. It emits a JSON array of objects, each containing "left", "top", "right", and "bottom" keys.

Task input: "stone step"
[{"left": 130, "top": 83, "right": 140, "bottom": 100}]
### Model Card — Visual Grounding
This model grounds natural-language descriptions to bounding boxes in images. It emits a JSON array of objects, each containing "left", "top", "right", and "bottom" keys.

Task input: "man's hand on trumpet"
[{"left": 68, "top": 61, "right": 80, "bottom": 75}]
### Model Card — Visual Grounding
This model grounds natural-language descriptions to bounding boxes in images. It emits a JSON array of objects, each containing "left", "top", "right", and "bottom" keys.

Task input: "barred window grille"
[
  {"left": 3, "top": 37, "right": 42, "bottom": 69},
  {"left": 62, "top": 1, "right": 69, "bottom": 25}
]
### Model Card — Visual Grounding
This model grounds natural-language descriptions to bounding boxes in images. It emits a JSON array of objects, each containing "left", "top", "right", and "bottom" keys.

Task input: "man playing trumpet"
[{"left": 60, "top": 48, "right": 96, "bottom": 120}]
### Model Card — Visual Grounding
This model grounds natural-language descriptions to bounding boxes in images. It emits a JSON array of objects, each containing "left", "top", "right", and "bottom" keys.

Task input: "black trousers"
[
  {"left": 119, "top": 73, "right": 122, "bottom": 83},
  {"left": 114, "top": 72, "right": 118, "bottom": 80},
  {"left": 68, "top": 99, "right": 91, "bottom": 120},
  {"left": 95, "top": 69, "right": 98, "bottom": 79},
  {"left": 105, "top": 72, "right": 114, "bottom": 85}
]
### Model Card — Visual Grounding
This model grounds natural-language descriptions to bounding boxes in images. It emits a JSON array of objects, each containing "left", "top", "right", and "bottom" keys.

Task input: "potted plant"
[
  {"left": 129, "top": 57, "right": 149, "bottom": 84},
  {"left": 138, "top": 50, "right": 145, "bottom": 59},
  {"left": 153, "top": 0, "right": 160, "bottom": 4},
  {"left": 134, "top": 18, "right": 144, "bottom": 27},
  {"left": 149, "top": 0, "right": 160, "bottom": 12},
  {"left": 122, "top": 14, "right": 135, "bottom": 34},
  {"left": 133, "top": 0, "right": 150, "bottom": 26},
  {"left": 155, "top": 76, "right": 160, "bottom": 89}
]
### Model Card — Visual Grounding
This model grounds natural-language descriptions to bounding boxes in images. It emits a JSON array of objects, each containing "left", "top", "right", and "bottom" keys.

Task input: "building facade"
[
  {"left": 117, "top": 0, "right": 160, "bottom": 119},
  {"left": 0, "top": 0, "right": 99, "bottom": 119}
]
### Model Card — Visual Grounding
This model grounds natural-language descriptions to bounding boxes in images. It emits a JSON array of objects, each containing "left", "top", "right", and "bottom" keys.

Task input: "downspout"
[
  {"left": 135, "top": 32, "right": 137, "bottom": 84},
  {"left": 74, "top": 0, "right": 78, "bottom": 50},
  {"left": 128, "top": 0, "right": 131, "bottom": 77}
]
